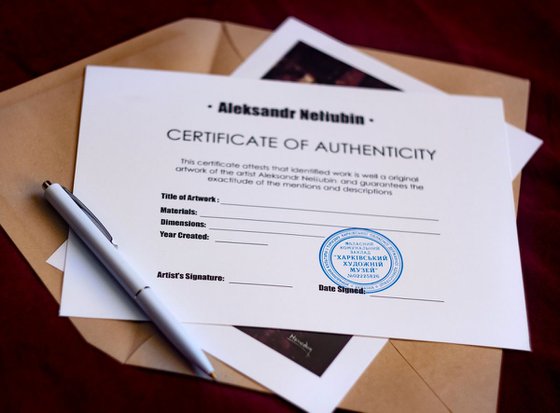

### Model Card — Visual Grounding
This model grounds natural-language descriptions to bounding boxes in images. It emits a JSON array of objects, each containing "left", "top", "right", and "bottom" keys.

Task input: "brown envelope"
[{"left": 0, "top": 18, "right": 529, "bottom": 412}]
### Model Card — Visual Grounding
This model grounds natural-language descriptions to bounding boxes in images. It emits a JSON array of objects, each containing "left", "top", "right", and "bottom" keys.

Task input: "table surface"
[{"left": 1, "top": 1, "right": 559, "bottom": 411}]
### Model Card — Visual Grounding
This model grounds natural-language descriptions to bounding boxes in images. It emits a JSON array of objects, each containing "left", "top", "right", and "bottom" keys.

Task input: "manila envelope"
[{"left": 0, "top": 18, "right": 529, "bottom": 412}]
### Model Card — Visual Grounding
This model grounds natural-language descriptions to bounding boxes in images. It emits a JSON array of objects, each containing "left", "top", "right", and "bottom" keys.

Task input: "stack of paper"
[{"left": 51, "top": 18, "right": 540, "bottom": 412}]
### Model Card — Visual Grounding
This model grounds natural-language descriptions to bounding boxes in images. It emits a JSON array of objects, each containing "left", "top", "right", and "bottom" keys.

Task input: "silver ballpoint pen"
[{"left": 42, "top": 180, "right": 216, "bottom": 379}]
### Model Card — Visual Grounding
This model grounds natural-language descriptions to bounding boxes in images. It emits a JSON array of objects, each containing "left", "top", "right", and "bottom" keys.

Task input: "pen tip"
[
  {"left": 42, "top": 180, "right": 52, "bottom": 190},
  {"left": 209, "top": 372, "right": 217, "bottom": 381}
]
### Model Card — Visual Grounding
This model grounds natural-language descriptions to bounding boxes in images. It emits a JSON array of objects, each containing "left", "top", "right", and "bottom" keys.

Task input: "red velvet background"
[{"left": 1, "top": 1, "right": 559, "bottom": 411}]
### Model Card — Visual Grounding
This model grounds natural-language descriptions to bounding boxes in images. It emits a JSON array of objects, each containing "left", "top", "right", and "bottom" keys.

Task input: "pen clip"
[{"left": 62, "top": 186, "right": 116, "bottom": 245}]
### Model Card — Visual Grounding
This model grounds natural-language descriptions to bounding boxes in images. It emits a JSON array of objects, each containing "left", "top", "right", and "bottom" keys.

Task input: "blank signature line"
[
  {"left": 229, "top": 281, "right": 293, "bottom": 288},
  {"left": 370, "top": 295, "right": 444, "bottom": 303}
]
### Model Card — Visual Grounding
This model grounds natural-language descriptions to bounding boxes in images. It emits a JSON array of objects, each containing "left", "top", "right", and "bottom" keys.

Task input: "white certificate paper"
[{"left": 62, "top": 65, "right": 529, "bottom": 351}]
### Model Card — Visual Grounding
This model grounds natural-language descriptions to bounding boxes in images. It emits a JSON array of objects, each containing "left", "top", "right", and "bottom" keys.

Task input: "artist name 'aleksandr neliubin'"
[{"left": 217, "top": 102, "right": 366, "bottom": 125}]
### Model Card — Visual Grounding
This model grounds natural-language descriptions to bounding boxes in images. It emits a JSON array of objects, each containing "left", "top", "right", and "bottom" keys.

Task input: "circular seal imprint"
[{"left": 319, "top": 228, "right": 403, "bottom": 294}]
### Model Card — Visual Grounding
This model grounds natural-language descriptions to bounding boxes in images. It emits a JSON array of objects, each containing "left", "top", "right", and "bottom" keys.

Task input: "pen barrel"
[
  {"left": 135, "top": 287, "right": 214, "bottom": 375},
  {"left": 44, "top": 182, "right": 214, "bottom": 377},
  {"left": 44, "top": 183, "right": 146, "bottom": 296}
]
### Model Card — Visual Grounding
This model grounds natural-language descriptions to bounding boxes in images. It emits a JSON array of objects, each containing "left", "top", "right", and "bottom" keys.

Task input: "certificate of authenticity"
[{"left": 61, "top": 65, "right": 529, "bottom": 351}]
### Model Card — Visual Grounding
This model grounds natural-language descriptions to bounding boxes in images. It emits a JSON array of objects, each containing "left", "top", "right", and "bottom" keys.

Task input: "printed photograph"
[
  {"left": 262, "top": 41, "right": 401, "bottom": 90},
  {"left": 236, "top": 326, "right": 352, "bottom": 376}
]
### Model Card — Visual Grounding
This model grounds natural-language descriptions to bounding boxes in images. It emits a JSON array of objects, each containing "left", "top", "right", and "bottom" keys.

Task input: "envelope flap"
[
  {"left": 124, "top": 332, "right": 269, "bottom": 392},
  {"left": 341, "top": 342, "right": 449, "bottom": 412},
  {"left": 391, "top": 340, "right": 502, "bottom": 412},
  {"left": 68, "top": 317, "right": 155, "bottom": 363},
  {"left": 222, "top": 22, "right": 271, "bottom": 63},
  {"left": 209, "top": 23, "right": 246, "bottom": 75}
]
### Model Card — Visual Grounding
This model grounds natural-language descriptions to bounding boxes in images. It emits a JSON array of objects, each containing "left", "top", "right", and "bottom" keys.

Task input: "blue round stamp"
[{"left": 319, "top": 228, "right": 403, "bottom": 294}]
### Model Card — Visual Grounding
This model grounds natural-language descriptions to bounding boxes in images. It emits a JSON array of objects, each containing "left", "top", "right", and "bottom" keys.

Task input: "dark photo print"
[
  {"left": 236, "top": 326, "right": 352, "bottom": 376},
  {"left": 263, "top": 41, "right": 401, "bottom": 90}
]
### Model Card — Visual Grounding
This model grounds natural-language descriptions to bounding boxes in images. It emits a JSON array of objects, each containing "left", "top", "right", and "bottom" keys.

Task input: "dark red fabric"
[{"left": 1, "top": 1, "right": 559, "bottom": 411}]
